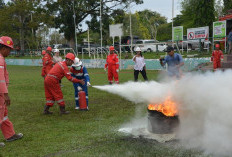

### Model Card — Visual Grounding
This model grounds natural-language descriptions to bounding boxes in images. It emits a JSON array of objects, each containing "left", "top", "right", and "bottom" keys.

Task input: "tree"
[
  {"left": 0, "top": 0, "right": 4, "bottom": 8},
  {"left": 0, "top": 0, "right": 54, "bottom": 52},
  {"left": 180, "top": 0, "right": 215, "bottom": 36},
  {"left": 223, "top": 0, "right": 232, "bottom": 14},
  {"left": 136, "top": 10, "right": 167, "bottom": 39},
  {"left": 50, "top": 0, "right": 143, "bottom": 48}
]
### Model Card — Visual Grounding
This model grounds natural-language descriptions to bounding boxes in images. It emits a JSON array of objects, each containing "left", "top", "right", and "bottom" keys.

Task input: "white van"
[{"left": 135, "top": 40, "right": 167, "bottom": 52}]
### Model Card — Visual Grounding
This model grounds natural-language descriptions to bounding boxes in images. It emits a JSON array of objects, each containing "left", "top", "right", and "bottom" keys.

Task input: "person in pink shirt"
[{"left": 0, "top": 36, "right": 23, "bottom": 147}]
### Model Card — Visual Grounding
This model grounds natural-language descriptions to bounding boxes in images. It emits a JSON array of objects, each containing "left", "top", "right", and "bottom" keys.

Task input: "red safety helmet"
[
  {"left": 65, "top": 53, "right": 75, "bottom": 61},
  {"left": 46, "top": 46, "right": 52, "bottom": 51},
  {"left": 42, "top": 50, "right": 46, "bottom": 55},
  {"left": 215, "top": 44, "right": 220, "bottom": 48},
  {"left": 109, "top": 46, "right": 115, "bottom": 51},
  {"left": 0, "top": 36, "right": 14, "bottom": 49}
]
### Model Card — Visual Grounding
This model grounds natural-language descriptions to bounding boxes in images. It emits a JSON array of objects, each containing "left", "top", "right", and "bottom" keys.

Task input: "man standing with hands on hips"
[{"left": 104, "top": 46, "right": 119, "bottom": 84}]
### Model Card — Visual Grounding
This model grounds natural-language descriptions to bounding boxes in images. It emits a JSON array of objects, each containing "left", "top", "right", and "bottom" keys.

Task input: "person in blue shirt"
[
  {"left": 228, "top": 29, "right": 232, "bottom": 54},
  {"left": 71, "top": 58, "right": 91, "bottom": 110},
  {"left": 160, "top": 46, "right": 184, "bottom": 79}
]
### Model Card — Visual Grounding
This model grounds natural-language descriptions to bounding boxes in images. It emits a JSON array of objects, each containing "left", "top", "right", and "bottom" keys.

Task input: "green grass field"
[{"left": 0, "top": 66, "right": 207, "bottom": 157}]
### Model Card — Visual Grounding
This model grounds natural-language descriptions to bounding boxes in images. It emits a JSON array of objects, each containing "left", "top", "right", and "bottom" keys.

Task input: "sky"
[{"left": 131, "top": 0, "right": 182, "bottom": 22}]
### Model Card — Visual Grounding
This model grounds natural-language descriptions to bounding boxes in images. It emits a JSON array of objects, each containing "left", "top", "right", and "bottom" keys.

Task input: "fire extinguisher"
[{"left": 78, "top": 90, "right": 88, "bottom": 110}]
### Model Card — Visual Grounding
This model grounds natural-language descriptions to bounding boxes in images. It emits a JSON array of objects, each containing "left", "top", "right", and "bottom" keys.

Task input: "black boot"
[
  {"left": 59, "top": 106, "right": 70, "bottom": 114},
  {"left": 44, "top": 105, "right": 53, "bottom": 114},
  {"left": 6, "top": 133, "right": 23, "bottom": 142}
]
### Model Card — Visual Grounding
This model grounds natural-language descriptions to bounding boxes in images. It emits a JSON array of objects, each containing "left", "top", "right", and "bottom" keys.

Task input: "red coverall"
[
  {"left": 105, "top": 53, "right": 119, "bottom": 84},
  {"left": 41, "top": 53, "right": 46, "bottom": 77},
  {"left": 42, "top": 53, "right": 54, "bottom": 77},
  {"left": 212, "top": 50, "right": 223, "bottom": 69},
  {"left": 44, "top": 61, "right": 81, "bottom": 107},
  {"left": 0, "top": 54, "right": 15, "bottom": 139}
]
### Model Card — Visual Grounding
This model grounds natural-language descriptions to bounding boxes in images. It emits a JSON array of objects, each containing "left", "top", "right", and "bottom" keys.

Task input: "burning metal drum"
[
  {"left": 147, "top": 97, "right": 180, "bottom": 134},
  {"left": 147, "top": 109, "right": 179, "bottom": 134}
]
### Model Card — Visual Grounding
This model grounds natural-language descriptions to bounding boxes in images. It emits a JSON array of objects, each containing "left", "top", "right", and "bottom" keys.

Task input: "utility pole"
[
  {"left": 129, "top": 0, "right": 133, "bottom": 55},
  {"left": 172, "top": 0, "right": 174, "bottom": 47},
  {"left": 73, "top": 0, "right": 78, "bottom": 54},
  {"left": 100, "top": 0, "right": 103, "bottom": 57}
]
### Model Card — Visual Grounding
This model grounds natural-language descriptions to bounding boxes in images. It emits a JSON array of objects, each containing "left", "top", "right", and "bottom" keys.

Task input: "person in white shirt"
[
  {"left": 132, "top": 47, "right": 148, "bottom": 81},
  {"left": 53, "top": 49, "right": 63, "bottom": 86},
  {"left": 53, "top": 49, "right": 63, "bottom": 63}
]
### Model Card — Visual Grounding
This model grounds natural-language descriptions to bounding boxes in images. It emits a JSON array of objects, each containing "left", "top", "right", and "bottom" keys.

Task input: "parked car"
[
  {"left": 121, "top": 36, "right": 140, "bottom": 52},
  {"left": 168, "top": 36, "right": 211, "bottom": 50},
  {"left": 135, "top": 39, "right": 167, "bottom": 52}
]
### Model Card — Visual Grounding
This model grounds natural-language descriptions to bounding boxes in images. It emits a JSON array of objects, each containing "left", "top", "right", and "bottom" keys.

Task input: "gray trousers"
[{"left": 228, "top": 41, "right": 232, "bottom": 54}]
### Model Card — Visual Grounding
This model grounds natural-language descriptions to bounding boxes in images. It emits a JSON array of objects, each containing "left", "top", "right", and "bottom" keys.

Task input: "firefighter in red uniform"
[
  {"left": 41, "top": 50, "right": 46, "bottom": 77},
  {"left": 0, "top": 36, "right": 23, "bottom": 147},
  {"left": 212, "top": 44, "right": 223, "bottom": 70},
  {"left": 41, "top": 47, "right": 54, "bottom": 78},
  {"left": 44, "top": 53, "right": 85, "bottom": 114},
  {"left": 104, "top": 46, "right": 119, "bottom": 84}
]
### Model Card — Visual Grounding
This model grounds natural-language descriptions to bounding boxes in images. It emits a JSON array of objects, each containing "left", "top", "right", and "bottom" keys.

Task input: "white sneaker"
[
  {"left": 0, "top": 142, "right": 5, "bottom": 147},
  {"left": 75, "top": 107, "right": 80, "bottom": 110}
]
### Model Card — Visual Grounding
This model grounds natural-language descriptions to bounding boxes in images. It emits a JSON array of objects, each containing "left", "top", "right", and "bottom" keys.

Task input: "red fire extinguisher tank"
[{"left": 78, "top": 91, "right": 88, "bottom": 110}]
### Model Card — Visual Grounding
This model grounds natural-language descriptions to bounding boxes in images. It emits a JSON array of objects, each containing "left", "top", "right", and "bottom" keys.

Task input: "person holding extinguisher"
[
  {"left": 71, "top": 58, "right": 91, "bottom": 110},
  {"left": 212, "top": 44, "right": 223, "bottom": 71}
]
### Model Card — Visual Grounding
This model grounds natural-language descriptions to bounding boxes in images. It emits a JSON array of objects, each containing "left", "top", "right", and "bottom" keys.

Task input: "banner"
[
  {"left": 109, "top": 24, "right": 123, "bottom": 37},
  {"left": 172, "top": 26, "right": 183, "bottom": 41},
  {"left": 187, "top": 26, "right": 209, "bottom": 40},
  {"left": 213, "top": 20, "right": 226, "bottom": 41}
]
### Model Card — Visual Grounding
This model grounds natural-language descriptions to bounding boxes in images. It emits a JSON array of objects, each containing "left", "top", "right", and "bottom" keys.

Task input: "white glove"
[
  {"left": 87, "top": 82, "right": 91, "bottom": 86},
  {"left": 104, "top": 68, "right": 107, "bottom": 71},
  {"left": 77, "top": 86, "right": 83, "bottom": 91},
  {"left": 116, "top": 69, "right": 119, "bottom": 73}
]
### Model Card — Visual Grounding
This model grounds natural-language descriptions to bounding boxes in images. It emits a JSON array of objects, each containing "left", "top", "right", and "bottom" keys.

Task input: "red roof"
[{"left": 219, "top": 14, "right": 232, "bottom": 21}]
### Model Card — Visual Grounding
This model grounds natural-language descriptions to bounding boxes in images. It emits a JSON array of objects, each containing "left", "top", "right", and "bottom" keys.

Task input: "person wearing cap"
[
  {"left": 104, "top": 46, "right": 119, "bottom": 84},
  {"left": 133, "top": 47, "right": 148, "bottom": 81},
  {"left": 212, "top": 44, "right": 223, "bottom": 70},
  {"left": 0, "top": 36, "right": 23, "bottom": 147},
  {"left": 43, "top": 53, "right": 85, "bottom": 114},
  {"left": 41, "top": 46, "right": 54, "bottom": 78},
  {"left": 160, "top": 46, "right": 184, "bottom": 79},
  {"left": 70, "top": 58, "right": 91, "bottom": 110}
]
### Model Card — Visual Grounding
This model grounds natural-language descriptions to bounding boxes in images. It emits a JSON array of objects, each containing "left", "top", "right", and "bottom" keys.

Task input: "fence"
[{"left": 5, "top": 58, "right": 210, "bottom": 71}]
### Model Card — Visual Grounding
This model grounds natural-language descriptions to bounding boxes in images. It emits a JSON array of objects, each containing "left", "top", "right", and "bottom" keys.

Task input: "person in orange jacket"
[
  {"left": 104, "top": 46, "right": 119, "bottom": 84},
  {"left": 41, "top": 47, "right": 54, "bottom": 78},
  {"left": 44, "top": 53, "right": 85, "bottom": 114},
  {"left": 0, "top": 36, "right": 23, "bottom": 147},
  {"left": 212, "top": 44, "right": 223, "bottom": 70}
]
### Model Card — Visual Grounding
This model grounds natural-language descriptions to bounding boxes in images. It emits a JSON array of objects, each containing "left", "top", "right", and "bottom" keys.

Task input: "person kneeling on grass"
[
  {"left": 70, "top": 58, "right": 91, "bottom": 110},
  {"left": 0, "top": 36, "right": 23, "bottom": 147},
  {"left": 44, "top": 53, "right": 85, "bottom": 115}
]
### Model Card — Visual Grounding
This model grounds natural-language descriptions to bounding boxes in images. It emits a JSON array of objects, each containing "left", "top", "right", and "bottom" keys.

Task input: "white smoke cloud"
[{"left": 93, "top": 70, "right": 232, "bottom": 156}]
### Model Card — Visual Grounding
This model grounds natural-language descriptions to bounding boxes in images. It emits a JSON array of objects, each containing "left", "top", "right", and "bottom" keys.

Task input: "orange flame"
[{"left": 148, "top": 97, "right": 178, "bottom": 117}]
